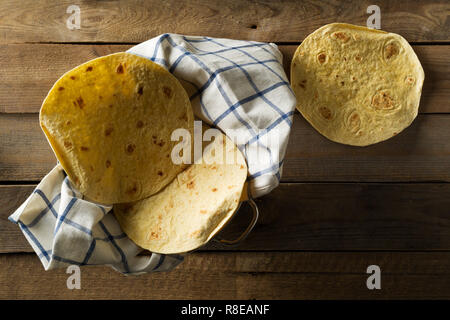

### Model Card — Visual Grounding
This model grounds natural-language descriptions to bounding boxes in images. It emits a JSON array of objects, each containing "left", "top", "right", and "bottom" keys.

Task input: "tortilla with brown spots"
[
  {"left": 40, "top": 52, "right": 194, "bottom": 204},
  {"left": 291, "top": 23, "right": 424, "bottom": 146},
  {"left": 113, "top": 131, "right": 247, "bottom": 254}
]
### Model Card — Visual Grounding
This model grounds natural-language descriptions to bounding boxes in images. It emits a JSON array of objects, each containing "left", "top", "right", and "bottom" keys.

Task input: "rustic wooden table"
[{"left": 0, "top": 0, "right": 449, "bottom": 300}]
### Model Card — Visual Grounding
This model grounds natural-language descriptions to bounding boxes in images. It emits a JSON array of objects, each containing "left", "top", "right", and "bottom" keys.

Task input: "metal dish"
[{"left": 212, "top": 189, "right": 259, "bottom": 247}]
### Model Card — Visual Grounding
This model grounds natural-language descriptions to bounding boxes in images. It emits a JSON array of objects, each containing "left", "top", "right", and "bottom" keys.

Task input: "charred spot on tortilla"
[
  {"left": 75, "top": 97, "right": 85, "bottom": 109},
  {"left": 319, "top": 106, "right": 332, "bottom": 120},
  {"left": 371, "top": 91, "right": 396, "bottom": 111},
  {"left": 126, "top": 143, "right": 136, "bottom": 154},
  {"left": 163, "top": 86, "right": 172, "bottom": 98},
  {"left": 187, "top": 181, "right": 195, "bottom": 189},
  {"left": 104, "top": 126, "right": 114, "bottom": 136},
  {"left": 332, "top": 31, "right": 350, "bottom": 42},
  {"left": 317, "top": 52, "right": 327, "bottom": 64},
  {"left": 126, "top": 183, "right": 138, "bottom": 195},
  {"left": 116, "top": 63, "right": 124, "bottom": 74},
  {"left": 384, "top": 42, "right": 400, "bottom": 60}
]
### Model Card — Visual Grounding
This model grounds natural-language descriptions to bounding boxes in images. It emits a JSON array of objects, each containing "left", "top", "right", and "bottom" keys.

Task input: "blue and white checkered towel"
[{"left": 9, "top": 34, "right": 296, "bottom": 275}]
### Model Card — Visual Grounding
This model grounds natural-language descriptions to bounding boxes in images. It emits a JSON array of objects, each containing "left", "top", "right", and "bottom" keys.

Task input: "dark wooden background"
[{"left": 0, "top": 0, "right": 449, "bottom": 299}]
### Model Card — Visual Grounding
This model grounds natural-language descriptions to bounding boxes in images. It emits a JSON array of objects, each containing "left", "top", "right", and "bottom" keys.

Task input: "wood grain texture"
[
  {"left": 1, "top": 0, "right": 449, "bottom": 301},
  {"left": 3, "top": 183, "right": 450, "bottom": 253},
  {"left": 0, "top": 114, "right": 56, "bottom": 181},
  {"left": 0, "top": 44, "right": 448, "bottom": 113},
  {"left": 283, "top": 113, "right": 450, "bottom": 182},
  {"left": 0, "top": 185, "right": 35, "bottom": 252},
  {"left": 0, "top": 0, "right": 449, "bottom": 44},
  {"left": 1, "top": 113, "right": 449, "bottom": 182},
  {"left": 0, "top": 44, "right": 130, "bottom": 113},
  {"left": 1, "top": 252, "right": 450, "bottom": 299}
]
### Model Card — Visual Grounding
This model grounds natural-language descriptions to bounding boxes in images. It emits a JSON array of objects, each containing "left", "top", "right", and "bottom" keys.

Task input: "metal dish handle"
[{"left": 214, "top": 197, "right": 259, "bottom": 246}]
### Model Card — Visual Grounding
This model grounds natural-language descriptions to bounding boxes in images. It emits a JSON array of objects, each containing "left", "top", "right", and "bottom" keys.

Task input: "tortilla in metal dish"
[{"left": 114, "top": 130, "right": 248, "bottom": 254}]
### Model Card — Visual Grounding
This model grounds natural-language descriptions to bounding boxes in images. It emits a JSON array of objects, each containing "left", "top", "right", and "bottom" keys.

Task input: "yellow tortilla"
[
  {"left": 114, "top": 131, "right": 248, "bottom": 254},
  {"left": 40, "top": 52, "right": 194, "bottom": 204},
  {"left": 291, "top": 23, "right": 424, "bottom": 146}
]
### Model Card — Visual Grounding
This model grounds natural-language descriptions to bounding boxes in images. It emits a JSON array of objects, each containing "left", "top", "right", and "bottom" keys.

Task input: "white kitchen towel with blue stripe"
[
  {"left": 9, "top": 165, "right": 183, "bottom": 275},
  {"left": 9, "top": 34, "right": 296, "bottom": 275},
  {"left": 129, "top": 34, "right": 296, "bottom": 196}
]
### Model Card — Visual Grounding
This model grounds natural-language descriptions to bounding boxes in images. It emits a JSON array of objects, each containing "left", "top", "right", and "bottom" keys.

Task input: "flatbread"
[
  {"left": 40, "top": 52, "right": 194, "bottom": 204},
  {"left": 291, "top": 23, "right": 424, "bottom": 146},
  {"left": 114, "top": 131, "right": 248, "bottom": 254}
]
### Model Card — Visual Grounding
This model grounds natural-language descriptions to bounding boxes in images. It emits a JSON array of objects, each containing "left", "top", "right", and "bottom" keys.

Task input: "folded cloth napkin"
[{"left": 9, "top": 34, "right": 296, "bottom": 275}]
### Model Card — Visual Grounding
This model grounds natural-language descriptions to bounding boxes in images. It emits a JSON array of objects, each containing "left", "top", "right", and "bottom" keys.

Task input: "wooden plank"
[
  {"left": 0, "top": 44, "right": 130, "bottom": 113},
  {"left": 0, "top": 185, "right": 35, "bottom": 252},
  {"left": 283, "top": 113, "right": 450, "bottom": 182},
  {"left": 1, "top": 113, "right": 449, "bottom": 182},
  {"left": 2, "top": 183, "right": 450, "bottom": 253},
  {"left": 0, "top": 0, "right": 449, "bottom": 44},
  {"left": 0, "top": 114, "right": 56, "bottom": 181},
  {"left": 1, "top": 251, "right": 450, "bottom": 299},
  {"left": 0, "top": 44, "right": 448, "bottom": 113},
  {"left": 0, "top": 44, "right": 130, "bottom": 112}
]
